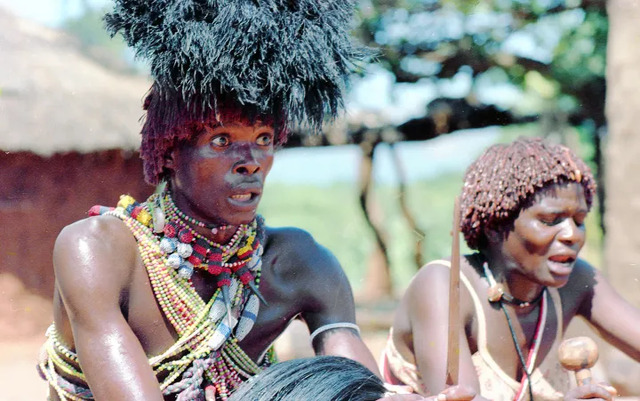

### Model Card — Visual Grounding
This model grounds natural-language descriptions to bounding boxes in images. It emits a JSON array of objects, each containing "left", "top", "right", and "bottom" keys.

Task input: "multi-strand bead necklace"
[
  {"left": 107, "top": 192, "right": 267, "bottom": 305},
  {"left": 85, "top": 192, "right": 274, "bottom": 400}
]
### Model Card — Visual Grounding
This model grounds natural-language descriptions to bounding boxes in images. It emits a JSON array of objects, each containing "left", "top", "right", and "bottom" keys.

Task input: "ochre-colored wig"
[
  {"left": 460, "top": 137, "right": 596, "bottom": 250},
  {"left": 139, "top": 85, "right": 287, "bottom": 185}
]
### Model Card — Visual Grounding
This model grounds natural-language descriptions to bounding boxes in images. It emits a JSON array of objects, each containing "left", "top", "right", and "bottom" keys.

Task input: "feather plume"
[{"left": 105, "top": 0, "right": 370, "bottom": 133}]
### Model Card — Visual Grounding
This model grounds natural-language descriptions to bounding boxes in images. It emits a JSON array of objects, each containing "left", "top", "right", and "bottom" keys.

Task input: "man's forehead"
[{"left": 204, "top": 120, "right": 275, "bottom": 131}]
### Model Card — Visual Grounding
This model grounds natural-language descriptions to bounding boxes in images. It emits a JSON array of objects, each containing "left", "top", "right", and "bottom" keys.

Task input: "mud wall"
[{"left": 0, "top": 150, "right": 153, "bottom": 337}]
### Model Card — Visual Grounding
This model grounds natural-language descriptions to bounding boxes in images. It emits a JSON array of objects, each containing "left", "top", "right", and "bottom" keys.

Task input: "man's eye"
[
  {"left": 256, "top": 134, "right": 273, "bottom": 146},
  {"left": 211, "top": 135, "right": 230, "bottom": 147}
]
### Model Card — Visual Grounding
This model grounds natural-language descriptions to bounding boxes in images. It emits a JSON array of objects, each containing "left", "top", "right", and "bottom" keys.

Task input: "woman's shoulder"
[
  {"left": 562, "top": 258, "right": 599, "bottom": 292},
  {"left": 403, "top": 255, "right": 481, "bottom": 311}
]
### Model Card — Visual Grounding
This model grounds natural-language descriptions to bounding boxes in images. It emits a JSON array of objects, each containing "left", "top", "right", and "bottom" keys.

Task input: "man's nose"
[{"left": 232, "top": 144, "right": 261, "bottom": 175}]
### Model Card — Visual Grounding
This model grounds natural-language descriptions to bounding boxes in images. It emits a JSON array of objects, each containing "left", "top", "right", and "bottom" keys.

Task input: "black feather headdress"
[{"left": 104, "top": 0, "right": 369, "bottom": 133}]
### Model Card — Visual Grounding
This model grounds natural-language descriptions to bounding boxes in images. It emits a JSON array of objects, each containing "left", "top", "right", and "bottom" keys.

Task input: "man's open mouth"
[
  {"left": 231, "top": 193, "right": 254, "bottom": 202},
  {"left": 229, "top": 191, "right": 260, "bottom": 205}
]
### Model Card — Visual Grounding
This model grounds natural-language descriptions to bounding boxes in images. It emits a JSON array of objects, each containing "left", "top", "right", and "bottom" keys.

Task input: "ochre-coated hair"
[
  {"left": 460, "top": 137, "right": 596, "bottom": 250},
  {"left": 140, "top": 84, "right": 288, "bottom": 185}
]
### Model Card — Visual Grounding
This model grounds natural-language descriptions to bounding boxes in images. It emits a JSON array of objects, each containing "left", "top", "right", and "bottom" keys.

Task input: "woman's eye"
[
  {"left": 211, "top": 135, "right": 230, "bottom": 147},
  {"left": 540, "top": 215, "right": 563, "bottom": 226},
  {"left": 256, "top": 133, "right": 273, "bottom": 146},
  {"left": 573, "top": 214, "right": 587, "bottom": 227}
]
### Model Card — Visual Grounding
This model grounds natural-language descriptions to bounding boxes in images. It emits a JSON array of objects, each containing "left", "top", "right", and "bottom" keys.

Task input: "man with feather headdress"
[{"left": 36, "top": 1, "right": 474, "bottom": 400}]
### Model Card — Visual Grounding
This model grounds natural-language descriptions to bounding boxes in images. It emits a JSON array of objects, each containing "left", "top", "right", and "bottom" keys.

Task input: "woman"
[{"left": 382, "top": 137, "right": 639, "bottom": 401}]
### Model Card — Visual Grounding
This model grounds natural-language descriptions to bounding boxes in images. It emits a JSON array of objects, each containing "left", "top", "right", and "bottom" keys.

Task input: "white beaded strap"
[{"left": 309, "top": 322, "right": 360, "bottom": 345}]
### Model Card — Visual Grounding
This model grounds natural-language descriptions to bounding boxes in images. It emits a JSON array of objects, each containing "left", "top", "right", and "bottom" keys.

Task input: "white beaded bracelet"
[{"left": 309, "top": 322, "right": 361, "bottom": 345}]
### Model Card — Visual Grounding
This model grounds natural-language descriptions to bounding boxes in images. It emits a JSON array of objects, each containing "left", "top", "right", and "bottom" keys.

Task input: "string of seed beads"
[
  {"left": 116, "top": 211, "right": 204, "bottom": 334},
  {"left": 162, "top": 206, "right": 257, "bottom": 279},
  {"left": 42, "top": 357, "right": 86, "bottom": 401},
  {"left": 163, "top": 197, "right": 249, "bottom": 254},
  {"left": 46, "top": 340, "right": 85, "bottom": 381},
  {"left": 165, "top": 192, "right": 229, "bottom": 233},
  {"left": 103, "top": 201, "right": 268, "bottom": 397}
]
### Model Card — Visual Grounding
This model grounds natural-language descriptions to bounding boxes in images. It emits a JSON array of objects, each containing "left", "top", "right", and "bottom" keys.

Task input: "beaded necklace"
[
  {"left": 482, "top": 261, "right": 548, "bottom": 401},
  {"left": 483, "top": 262, "right": 545, "bottom": 309},
  {"left": 78, "top": 193, "right": 275, "bottom": 400},
  {"left": 165, "top": 192, "right": 230, "bottom": 234}
]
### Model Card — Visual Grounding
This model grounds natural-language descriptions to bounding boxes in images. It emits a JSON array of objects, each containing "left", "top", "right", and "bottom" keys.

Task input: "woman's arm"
[
  {"left": 407, "top": 263, "right": 489, "bottom": 401},
  {"left": 54, "top": 217, "right": 164, "bottom": 400},
  {"left": 574, "top": 260, "right": 640, "bottom": 362}
]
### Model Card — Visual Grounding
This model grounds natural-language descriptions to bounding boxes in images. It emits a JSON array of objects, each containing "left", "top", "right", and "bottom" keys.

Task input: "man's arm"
[
  {"left": 54, "top": 217, "right": 163, "bottom": 400},
  {"left": 293, "top": 233, "right": 381, "bottom": 376}
]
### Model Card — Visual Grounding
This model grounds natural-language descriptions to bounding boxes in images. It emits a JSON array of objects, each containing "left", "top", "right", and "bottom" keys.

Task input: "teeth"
[{"left": 231, "top": 194, "right": 251, "bottom": 201}]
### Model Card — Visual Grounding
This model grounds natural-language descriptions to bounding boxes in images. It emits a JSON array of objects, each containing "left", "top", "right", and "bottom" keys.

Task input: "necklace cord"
[
  {"left": 482, "top": 259, "right": 539, "bottom": 400},
  {"left": 500, "top": 301, "right": 535, "bottom": 401}
]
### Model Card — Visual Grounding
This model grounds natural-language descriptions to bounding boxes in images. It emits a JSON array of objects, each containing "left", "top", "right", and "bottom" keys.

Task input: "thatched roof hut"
[
  {"left": 0, "top": 8, "right": 153, "bottom": 339},
  {"left": 0, "top": 7, "right": 149, "bottom": 154}
]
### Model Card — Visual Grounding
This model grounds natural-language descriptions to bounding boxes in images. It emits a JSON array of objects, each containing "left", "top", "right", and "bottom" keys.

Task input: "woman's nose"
[{"left": 558, "top": 218, "right": 585, "bottom": 247}]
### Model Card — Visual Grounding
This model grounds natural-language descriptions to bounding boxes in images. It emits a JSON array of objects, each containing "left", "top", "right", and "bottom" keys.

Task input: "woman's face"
[{"left": 495, "top": 182, "right": 588, "bottom": 288}]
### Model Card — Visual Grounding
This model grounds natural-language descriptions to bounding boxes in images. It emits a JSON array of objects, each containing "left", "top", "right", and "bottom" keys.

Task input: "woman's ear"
[{"left": 485, "top": 227, "right": 502, "bottom": 246}]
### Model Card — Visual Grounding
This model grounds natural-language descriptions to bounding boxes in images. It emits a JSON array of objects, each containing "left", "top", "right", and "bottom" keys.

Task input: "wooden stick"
[{"left": 446, "top": 196, "right": 461, "bottom": 386}]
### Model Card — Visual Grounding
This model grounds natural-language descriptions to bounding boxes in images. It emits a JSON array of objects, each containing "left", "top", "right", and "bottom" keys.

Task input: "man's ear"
[{"left": 164, "top": 149, "right": 176, "bottom": 171}]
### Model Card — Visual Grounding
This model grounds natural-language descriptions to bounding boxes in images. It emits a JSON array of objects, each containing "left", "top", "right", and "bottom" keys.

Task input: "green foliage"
[{"left": 355, "top": 0, "right": 608, "bottom": 127}]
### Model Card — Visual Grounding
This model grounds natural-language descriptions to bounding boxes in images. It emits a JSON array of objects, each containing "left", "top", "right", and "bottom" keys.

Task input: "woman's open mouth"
[{"left": 547, "top": 254, "right": 576, "bottom": 276}]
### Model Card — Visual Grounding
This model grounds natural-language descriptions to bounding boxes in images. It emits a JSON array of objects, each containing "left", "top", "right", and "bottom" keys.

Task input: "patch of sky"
[
  {"left": 0, "top": 0, "right": 107, "bottom": 27},
  {"left": 502, "top": 8, "right": 585, "bottom": 64},
  {"left": 474, "top": 68, "right": 523, "bottom": 110},
  {"left": 375, "top": 8, "right": 464, "bottom": 47},
  {"left": 347, "top": 65, "right": 476, "bottom": 126}
]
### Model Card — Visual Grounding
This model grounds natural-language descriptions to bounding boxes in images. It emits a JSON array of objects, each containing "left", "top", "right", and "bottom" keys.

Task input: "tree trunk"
[
  {"left": 601, "top": 0, "right": 640, "bottom": 395},
  {"left": 605, "top": 0, "right": 640, "bottom": 307}
]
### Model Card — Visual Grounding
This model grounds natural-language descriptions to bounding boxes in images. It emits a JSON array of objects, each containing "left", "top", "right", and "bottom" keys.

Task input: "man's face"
[
  {"left": 167, "top": 120, "right": 275, "bottom": 226},
  {"left": 497, "top": 182, "right": 588, "bottom": 288}
]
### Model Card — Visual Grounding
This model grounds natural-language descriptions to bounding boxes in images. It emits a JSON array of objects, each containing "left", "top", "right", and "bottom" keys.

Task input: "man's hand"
[{"left": 564, "top": 383, "right": 617, "bottom": 401}]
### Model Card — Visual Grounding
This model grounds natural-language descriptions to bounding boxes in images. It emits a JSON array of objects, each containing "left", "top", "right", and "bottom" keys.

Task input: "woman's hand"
[
  {"left": 428, "top": 385, "right": 476, "bottom": 401},
  {"left": 377, "top": 384, "right": 476, "bottom": 401},
  {"left": 564, "top": 383, "right": 617, "bottom": 401}
]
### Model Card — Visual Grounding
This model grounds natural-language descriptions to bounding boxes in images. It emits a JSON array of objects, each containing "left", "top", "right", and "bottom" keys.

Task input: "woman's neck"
[{"left": 480, "top": 251, "right": 546, "bottom": 307}]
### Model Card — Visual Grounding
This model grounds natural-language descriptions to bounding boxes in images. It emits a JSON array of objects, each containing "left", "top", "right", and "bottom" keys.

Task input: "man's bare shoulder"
[
  {"left": 265, "top": 226, "right": 341, "bottom": 269},
  {"left": 54, "top": 215, "right": 139, "bottom": 309},
  {"left": 263, "top": 225, "right": 347, "bottom": 288}
]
